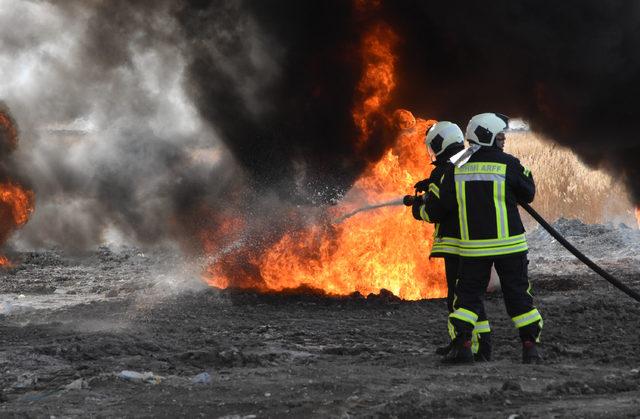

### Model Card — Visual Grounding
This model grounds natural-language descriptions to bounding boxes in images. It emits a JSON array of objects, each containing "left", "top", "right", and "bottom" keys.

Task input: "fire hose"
[
  {"left": 400, "top": 194, "right": 640, "bottom": 302},
  {"left": 519, "top": 202, "right": 640, "bottom": 302}
]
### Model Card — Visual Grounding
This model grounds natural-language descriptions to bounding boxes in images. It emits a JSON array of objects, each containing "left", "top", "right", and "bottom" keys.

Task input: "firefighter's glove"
[
  {"left": 414, "top": 179, "right": 429, "bottom": 193},
  {"left": 411, "top": 194, "right": 426, "bottom": 220}
]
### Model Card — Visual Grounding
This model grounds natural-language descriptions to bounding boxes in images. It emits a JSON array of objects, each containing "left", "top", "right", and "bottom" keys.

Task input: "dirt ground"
[{"left": 1, "top": 220, "right": 640, "bottom": 418}]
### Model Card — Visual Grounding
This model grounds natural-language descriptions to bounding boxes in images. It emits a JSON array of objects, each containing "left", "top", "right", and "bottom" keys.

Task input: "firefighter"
[
  {"left": 439, "top": 113, "right": 542, "bottom": 364},
  {"left": 410, "top": 121, "right": 492, "bottom": 362}
]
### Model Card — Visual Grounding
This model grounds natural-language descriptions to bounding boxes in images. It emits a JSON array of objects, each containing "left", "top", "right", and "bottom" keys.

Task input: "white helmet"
[
  {"left": 425, "top": 121, "right": 464, "bottom": 159},
  {"left": 465, "top": 113, "right": 509, "bottom": 146}
]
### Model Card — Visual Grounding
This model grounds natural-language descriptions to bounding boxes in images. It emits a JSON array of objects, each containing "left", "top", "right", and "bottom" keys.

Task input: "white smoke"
[{"left": 0, "top": 0, "right": 232, "bottom": 251}]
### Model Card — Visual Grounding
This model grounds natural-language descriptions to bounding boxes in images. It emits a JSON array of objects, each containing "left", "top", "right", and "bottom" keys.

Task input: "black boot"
[
  {"left": 442, "top": 336, "right": 474, "bottom": 364},
  {"left": 435, "top": 341, "right": 453, "bottom": 356},
  {"left": 522, "top": 340, "right": 542, "bottom": 364},
  {"left": 474, "top": 332, "right": 492, "bottom": 362}
]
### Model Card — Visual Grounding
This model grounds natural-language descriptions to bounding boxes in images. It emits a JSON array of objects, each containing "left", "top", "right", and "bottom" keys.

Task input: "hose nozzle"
[{"left": 403, "top": 195, "right": 415, "bottom": 206}]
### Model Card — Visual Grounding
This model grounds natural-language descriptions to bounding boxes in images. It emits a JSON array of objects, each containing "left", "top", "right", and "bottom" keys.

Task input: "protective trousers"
[
  {"left": 444, "top": 256, "right": 490, "bottom": 352},
  {"left": 449, "top": 253, "right": 542, "bottom": 343}
]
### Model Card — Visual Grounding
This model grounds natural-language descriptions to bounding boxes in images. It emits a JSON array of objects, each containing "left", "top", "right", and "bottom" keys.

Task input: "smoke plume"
[
  {"left": 0, "top": 0, "right": 638, "bottom": 256},
  {"left": 382, "top": 0, "right": 640, "bottom": 201}
]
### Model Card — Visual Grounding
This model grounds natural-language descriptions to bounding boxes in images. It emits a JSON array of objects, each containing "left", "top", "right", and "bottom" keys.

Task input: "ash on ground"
[{"left": 1, "top": 220, "right": 640, "bottom": 417}]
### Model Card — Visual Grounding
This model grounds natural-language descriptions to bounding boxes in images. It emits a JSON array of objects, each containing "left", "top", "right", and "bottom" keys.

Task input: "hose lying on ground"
[{"left": 520, "top": 202, "right": 640, "bottom": 303}]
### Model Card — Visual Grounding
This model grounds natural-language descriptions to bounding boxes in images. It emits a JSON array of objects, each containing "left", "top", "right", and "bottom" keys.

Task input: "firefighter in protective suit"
[
  {"left": 410, "top": 121, "right": 492, "bottom": 362},
  {"left": 439, "top": 113, "right": 542, "bottom": 364}
]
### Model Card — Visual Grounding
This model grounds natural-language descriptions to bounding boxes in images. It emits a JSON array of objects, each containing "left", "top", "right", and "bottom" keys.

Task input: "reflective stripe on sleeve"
[
  {"left": 429, "top": 183, "right": 440, "bottom": 198},
  {"left": 512, "top": 308, "right": 542, "bottom": 329},
  {"left": 419, "top": 205, "right": 430, "bottom": 222}
]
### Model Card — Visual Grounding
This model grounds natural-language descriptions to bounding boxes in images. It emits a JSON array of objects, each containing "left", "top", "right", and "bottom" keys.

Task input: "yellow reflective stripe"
[
  {"left": 501, "top": 180, "right": 509, "bottom": 237},
  {"left": 458, "top": 234, "right": 526, "bottom": 248},
  {"left": 493, "top": 181, "right": 503, "bottom": 239},
  {"left": 454, "top": 162, "right": 506, "bottom": 175},
  {"left": 536, "top": 318, "right": 544, "bottom": 343},
  {"left": 419, "top": 205, "right": 430, "bottom": 222},
  {"left": 492, "top": 180, "right": 508, "bottom": 239},
  {"left": 448, "top": 318, "right": 456, "bottom": 340},
  {"left": 459, "top": 243, "right": 528, "bottom": 257},
  {"left": 472, "top": 329, "right": 479, "bottom": 353},
  {"left": 429, "top": 183, "right": 440, "bottom": 198},
  {"left": 512, "top": 309, "right": 542, "bottom": 328},
  {"left": 430, "top": 244, "right": 460, "bottom": 255},
  {"left": 449, "top": 308, "right": 478, "bottom": 326},
  {"left": 523, "top": 167, "right": 531, "bottom": 177},
  {"left": 432, "top": 235, "right": 461, "bottom": 255},
  {"left": 456, "top": 181, "right": 469, "bottom": 240},
  {"left": 474, "top": 320, "right": 491, "bottom": 333}
]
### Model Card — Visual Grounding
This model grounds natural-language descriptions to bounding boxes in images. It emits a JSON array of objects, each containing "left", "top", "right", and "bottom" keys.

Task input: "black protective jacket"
[{"left": 432, "top": 146, "right": 535, "bottom": 258}]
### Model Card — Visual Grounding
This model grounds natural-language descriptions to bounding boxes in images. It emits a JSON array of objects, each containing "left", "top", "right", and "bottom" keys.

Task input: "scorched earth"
[{"left": 1, "top": 219, "right": 640, "bottom": 418}]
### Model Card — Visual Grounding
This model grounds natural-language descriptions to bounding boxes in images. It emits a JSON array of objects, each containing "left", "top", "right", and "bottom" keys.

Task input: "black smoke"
[
  {"left": 2, "top": 0, "right": 640, "bottom": 256},
  {"left": 380, "top": 0, "right": 640, "bottom": 201},
  {"left": 176, "top": 0, "right": 395, "bottom": 203},
  {"left": 175, "top": 0, "right": 640, "bottom": 204}
]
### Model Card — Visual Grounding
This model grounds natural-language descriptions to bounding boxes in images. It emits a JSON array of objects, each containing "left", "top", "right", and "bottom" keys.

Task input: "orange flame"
[
  {"left": 252, "top": 113, "right": 444, "bottom": 300},
  {"left": 0, "top": 182, "right": 34, "bottom": 266},
  {"left": 0, "top": 111, "right": 18, "bottom": 152},
  {"left": 0, "top": 182, "right": 34, "bottom": 227},
  {"left": 352, "top": 22, "right": 398, "bottom": 145},
  {"left": 635, "top": 207, "right": 640, "bottom": 229},
  {"left": 202, "top": 9, "right": 447, "bottom": 300}
]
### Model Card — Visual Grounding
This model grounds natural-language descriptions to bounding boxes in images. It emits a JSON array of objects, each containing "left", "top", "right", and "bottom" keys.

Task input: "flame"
[
  {"left": 201, "top": 8, "right": 447, "bottom": 300},
  {"left": 0, "top": 182, "right": 35, "bottom": 266},
  {"left": 202, "top": 111, "right": 445, "bottom": 300},
  {"left": 0, "top": 111, "right": 18, "bottom": 152},
  {"left": 352, "top": 22, "right": 398, "bottom": 145},
  {"left": 0, "top": 255, "right": 11, "bottom": 267},
  {"left": 253, "top": 113, "right": 444, "bottom": 300},
  {"left": 636, "top": 207, "right": 640, "bottom": 229},
  {"left": 0, "top": 182, "right": 34, "bottom": 226}
]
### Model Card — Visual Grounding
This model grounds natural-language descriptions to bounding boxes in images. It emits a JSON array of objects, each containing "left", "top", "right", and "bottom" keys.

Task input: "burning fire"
[
  {"left": 636, "top": 207, "right": 640, "bottom": 229},
  {"left": 254, "top": 113, "right": 444, "bottom": 300},
  {"left": 202, "top": 4, "right": 446, "bottom": 300},
  {"left": 0, "top": 108, "right": 36, "bottom": 267},
  {"left": 352, "top": 22, "right": 398, "bottom": 146},
  {"left": 0, "top": 110, "right": 18, "bottom": 152},
  {"left": 203, "top": 112, "right": 445, "bottom": 299},
  {"left": 0, "top": 182, "right": 34, "bottom": 267}
]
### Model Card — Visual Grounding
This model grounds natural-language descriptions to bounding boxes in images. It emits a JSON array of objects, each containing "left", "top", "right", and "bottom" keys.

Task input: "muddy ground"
[{"left": 1, "top": 219, "right": 640, "bottom": 418}]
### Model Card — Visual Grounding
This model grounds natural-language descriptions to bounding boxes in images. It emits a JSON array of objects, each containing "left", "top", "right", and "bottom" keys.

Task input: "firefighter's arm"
[
  {"left": 511, "top": 160, "right": 536, "bottom": 204},
  {"left": 419, "top": 169, "right": 456, "bottom": 223}
]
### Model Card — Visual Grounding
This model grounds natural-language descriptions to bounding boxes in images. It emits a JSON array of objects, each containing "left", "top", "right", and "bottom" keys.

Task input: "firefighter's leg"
[
  {"left": 444, "top": 256, "right": 458, "bottom": 313},
  {"left": 436, "top": 256, "right": 459, "bottom": 356},
  {"left": 494, "top": 253, "right": 543, "bottom": 364},
  {"left": 444, "top": 257, "right": 492, "bottom": 363}
]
